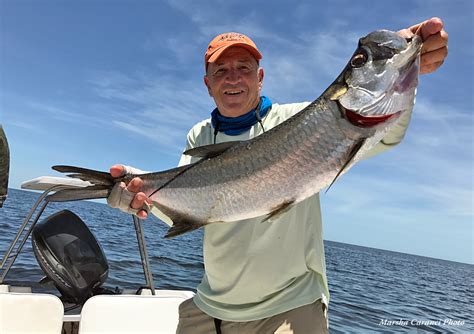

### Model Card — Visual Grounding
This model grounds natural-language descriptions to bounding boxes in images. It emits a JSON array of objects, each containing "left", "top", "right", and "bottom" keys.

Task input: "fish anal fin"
[
  {"left": 262, "top": 199, "right": 295, "bottom": 223},
  {"left": 164, "top": 221, "right": 205, "bottom": 238},
  {"left": 326, "top": 138, "right": 366, "bottom": 193},
  {"left": 158, "top": 205, "right": 207, "bottom": 238},
  {"left": 183, "top": 141, "right": 242, "bottom": 159}
]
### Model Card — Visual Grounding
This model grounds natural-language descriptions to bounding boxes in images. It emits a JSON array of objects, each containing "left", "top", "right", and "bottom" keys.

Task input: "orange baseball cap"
[{"left": 205, "top": 32, "right": 262, "bottom": 68}]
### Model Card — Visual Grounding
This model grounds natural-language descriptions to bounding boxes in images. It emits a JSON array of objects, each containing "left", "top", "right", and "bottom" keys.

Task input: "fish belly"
[{"left": 153, "top": 109, "right": 367, "bottom": 223}]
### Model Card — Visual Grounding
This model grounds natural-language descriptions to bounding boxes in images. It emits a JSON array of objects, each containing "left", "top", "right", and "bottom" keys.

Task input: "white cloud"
[
  {"left": 263, "top": 29, "right": 361, "bottom": 102},
  {"left": 324, "top": 96, "right": 473, "bottom": 221},
  {"left": 4, "top": 119, "right": 45, "bottom": 134},
  {"left": 163, "top": 0, "right": 367, "bottom": 103},
  {"left": 328, "top": 169, "right": 472, "bottom": 218},
  {"left": 25, "top": 101, "right": 113, "bottom": 129},
  {"left": 87, "top": 70, "right": 213, "bottom": 154},
  {"left": 112, "top": 120, "right": 183, "bottom": 153}
]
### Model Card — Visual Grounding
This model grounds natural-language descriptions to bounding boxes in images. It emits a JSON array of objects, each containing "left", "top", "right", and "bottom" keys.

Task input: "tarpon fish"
[
  {"left": 0, "top": 125, "right": 10, "bottom": 207},
  {"left": 48, "top": 30, "right": 422, "bottom": 238}
]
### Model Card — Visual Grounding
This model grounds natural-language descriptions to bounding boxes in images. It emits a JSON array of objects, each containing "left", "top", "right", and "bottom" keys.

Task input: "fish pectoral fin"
[
  {"left": 262, "top": 199, "right": 295, "bottom": 222},
  {"left": 326, "top": 138, "right": 367, "bottom": 193},
  {"left": 183, "top": 141, "right": 242, "bottom": 159}
]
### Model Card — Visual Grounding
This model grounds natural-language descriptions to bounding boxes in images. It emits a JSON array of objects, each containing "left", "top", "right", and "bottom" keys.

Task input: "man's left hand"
[{"left": 398, "top": 17, "right": 448, "bottom": 74}]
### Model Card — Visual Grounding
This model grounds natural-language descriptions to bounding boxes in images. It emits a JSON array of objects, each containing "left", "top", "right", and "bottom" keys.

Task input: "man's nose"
[{"left": 225, "top": 68, "right": 240, "bottom": 83}]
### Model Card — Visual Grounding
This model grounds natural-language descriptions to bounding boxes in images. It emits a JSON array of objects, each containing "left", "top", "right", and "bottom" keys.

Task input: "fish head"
[{"left": 334, "top": 30, "right": 422, "bottom": 127}]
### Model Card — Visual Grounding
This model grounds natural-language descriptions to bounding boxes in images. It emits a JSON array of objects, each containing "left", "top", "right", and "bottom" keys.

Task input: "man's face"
[{"left": 204, "top": 47, "right": 264, "bottom": 117}]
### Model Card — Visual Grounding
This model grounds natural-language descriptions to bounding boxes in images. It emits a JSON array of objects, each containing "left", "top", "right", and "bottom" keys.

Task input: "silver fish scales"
[{"left": 48, "top": 30, "right": 422, "bottom": 238}]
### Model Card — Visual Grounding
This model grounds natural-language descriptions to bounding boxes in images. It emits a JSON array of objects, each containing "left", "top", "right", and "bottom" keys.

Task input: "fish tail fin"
[
  {"left": 46, "top": 165, "right": 115, "bottom": 202},
  {"left": 46, "top": 185, "right": 111, "bottom": 202},
  {"left": 52, "top": 165, "right": 114, "bottom": 184}
]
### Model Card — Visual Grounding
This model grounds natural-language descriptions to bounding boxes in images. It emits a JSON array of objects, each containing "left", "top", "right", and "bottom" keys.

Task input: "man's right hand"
[{"left": 108, "top": 164, "right": 151, "bottom": 219}]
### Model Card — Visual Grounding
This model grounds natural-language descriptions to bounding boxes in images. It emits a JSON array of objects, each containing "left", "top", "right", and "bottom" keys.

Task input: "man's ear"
[
  {"left": 203, "top": 75, "right": 213, "bottom": 97},
  {"left": 258, "top": 68, "right": 264, "bottom": 91}
]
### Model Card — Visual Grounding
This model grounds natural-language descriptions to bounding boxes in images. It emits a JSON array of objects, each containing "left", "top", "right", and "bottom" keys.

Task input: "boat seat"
[
  {"left": 78, "top": 290, "right": 195, "bottom": 334},
  {"left": 0, "top": 292, "right": 64, "bottom": 334}
]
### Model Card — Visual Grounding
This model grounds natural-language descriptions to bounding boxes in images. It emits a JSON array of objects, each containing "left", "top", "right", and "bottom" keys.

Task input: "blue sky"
[{"left": 1, "top": 0, "right": 472, "bottom": 264}]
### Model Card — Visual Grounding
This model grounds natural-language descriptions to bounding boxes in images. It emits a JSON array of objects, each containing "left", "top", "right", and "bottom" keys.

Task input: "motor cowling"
[{"left": 32, "top": 209, "right": 108, "bottom": 304}]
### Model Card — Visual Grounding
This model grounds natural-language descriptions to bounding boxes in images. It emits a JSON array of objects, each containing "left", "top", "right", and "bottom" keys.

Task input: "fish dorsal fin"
[
  {"left": 183, "top": 141, "right": 242, "bottom": 159},
  {"left": 326, "top": 138, "right": 366, "bottom": 193}
]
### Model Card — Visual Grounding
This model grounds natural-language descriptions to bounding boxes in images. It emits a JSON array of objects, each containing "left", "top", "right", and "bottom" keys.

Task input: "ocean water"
[{"left": 1, "top": 189, "right": 472, "bottom": 333}]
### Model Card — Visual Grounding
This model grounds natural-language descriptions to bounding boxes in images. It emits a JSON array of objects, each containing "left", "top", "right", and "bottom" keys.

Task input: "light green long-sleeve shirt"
[{"left": 153, "top": 101, "right": 412, "bottom": 321}]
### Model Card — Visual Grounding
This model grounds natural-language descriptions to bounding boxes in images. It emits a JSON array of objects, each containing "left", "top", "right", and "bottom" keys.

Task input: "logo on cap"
[{"left": 204, "top": 32, "right": 262, "bottom": 69}]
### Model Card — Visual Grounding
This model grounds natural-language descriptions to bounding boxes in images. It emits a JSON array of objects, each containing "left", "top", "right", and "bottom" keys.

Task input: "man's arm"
[{"left": 107, "top": 18, "right": 449, "bottom": 216}]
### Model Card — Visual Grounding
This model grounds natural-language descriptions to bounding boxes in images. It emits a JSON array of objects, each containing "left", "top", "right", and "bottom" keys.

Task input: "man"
[{"left": 108, "top": 18, "right": 448, "bottom": 333}]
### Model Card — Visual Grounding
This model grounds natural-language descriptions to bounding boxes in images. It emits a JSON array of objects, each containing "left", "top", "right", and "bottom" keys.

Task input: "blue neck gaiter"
[{"left": 211, "top": 96, "right": 272, "bottom": 136}]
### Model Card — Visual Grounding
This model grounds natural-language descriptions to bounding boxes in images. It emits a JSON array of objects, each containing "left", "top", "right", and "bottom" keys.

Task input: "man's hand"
[
  {"left": 109, "top": 164, "right": 151, "bottom": 219},
  {"left": 398, "top": 17, "right": 448, "bottom": 74}
]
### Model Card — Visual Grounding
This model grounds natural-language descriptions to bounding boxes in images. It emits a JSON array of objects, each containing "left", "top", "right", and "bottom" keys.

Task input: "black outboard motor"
[{"left": 32, "top": 210, "right": 109, "bottom": 304}]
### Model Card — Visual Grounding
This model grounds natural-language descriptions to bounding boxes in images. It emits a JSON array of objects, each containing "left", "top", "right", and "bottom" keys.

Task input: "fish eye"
[{"left": 351, "top": 50, "right": 368, "bottom": 68}]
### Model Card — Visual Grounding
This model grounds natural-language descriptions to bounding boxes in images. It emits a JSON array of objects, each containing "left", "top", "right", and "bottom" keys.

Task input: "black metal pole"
[{"left": 132, "top": 215, "right": 155, "bottom": 295}]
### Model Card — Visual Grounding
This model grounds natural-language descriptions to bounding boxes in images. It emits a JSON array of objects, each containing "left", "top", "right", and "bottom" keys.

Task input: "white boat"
[{"left": 0, "top": 176, "right": 194, "bottom": 334}]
